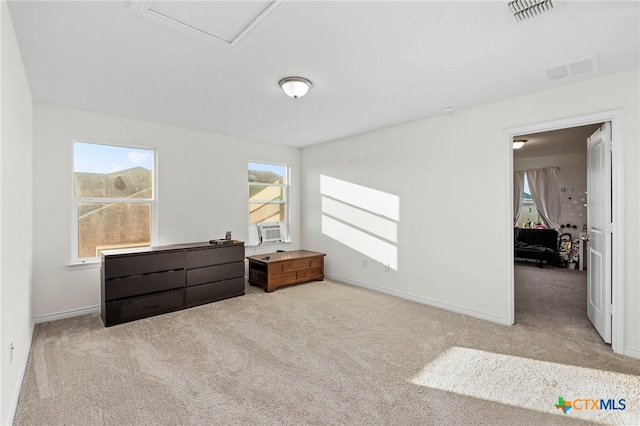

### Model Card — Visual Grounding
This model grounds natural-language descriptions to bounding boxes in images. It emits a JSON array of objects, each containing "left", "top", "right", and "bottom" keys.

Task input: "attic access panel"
[{"left": 132, "top": 0, "right": 284, "bottom": 49}]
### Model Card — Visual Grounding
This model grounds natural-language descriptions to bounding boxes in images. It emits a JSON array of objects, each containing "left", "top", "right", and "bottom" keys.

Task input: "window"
[
  {"left": 516, "top": 174, "right": 543, "bottom": 228},
  {"left": 73, "top": 141, "right": 155, "bottom": 261},
  {"left": 248, "top": 161, "right": 287, "bottom": 224}
]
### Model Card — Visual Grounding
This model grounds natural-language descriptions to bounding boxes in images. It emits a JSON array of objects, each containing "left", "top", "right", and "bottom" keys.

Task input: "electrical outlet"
[{"left": 362, "top": 259, "right": 367, "bottom": 268}]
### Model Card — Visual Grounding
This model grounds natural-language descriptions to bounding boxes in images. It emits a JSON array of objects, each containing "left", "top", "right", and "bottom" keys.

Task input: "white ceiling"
[
  {"left": 513, "top": 123, "right": 602, "bottom": 159},
  {"left": 7, "top": 1, "right": 640, "bottom": 148}
]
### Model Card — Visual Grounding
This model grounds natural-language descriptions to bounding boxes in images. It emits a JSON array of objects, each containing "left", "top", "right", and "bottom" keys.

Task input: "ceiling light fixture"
[
  {"left": 513, "top": 139, "right": 527, "bottom": 149},
  {"left": 279, "top": 77, "right": 312, "bottom": 99},
  {"left": 442, "top": 106, "right": 454, "bottom": 114}
]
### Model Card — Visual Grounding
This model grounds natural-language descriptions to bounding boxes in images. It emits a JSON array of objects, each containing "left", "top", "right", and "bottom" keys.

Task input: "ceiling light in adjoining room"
[
  {"left": 513, "top": 139, "right": 527, "bottom": 149},
  {"left": 442, "top": 106, "right": 454, "bottom": 114},
  {"left": 279, "top": 77, "right": 312, "bottom": 99}
]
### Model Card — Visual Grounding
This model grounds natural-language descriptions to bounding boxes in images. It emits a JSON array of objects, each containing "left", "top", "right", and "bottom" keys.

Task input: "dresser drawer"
[
  {"left": 185, "top": 245, "right": 244, "bottom": 269},
  {"left": 105, "top": 252, "right": 184, "bottom": 279},
  {"left": 103, "top": 289, "right": 185, "bottom": 326},
  {"left": 186, "top": 277, "right": 245, "bottom": 307},
  {"left": 186, "top": 261, "right": 244, "bottom": 287},
  {"left": 105, "top": 270, "right": 185, "bottom": 301}
]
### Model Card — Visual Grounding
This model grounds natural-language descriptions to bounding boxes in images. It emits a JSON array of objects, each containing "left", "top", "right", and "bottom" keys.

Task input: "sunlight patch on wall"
[
  {"left": 320, "top": 175, "right": 399, "bottom": 270},
  {"left": 320, "top": 175, "right": 399, "bottom": 220},
  {"left": 322, "top": 196, "right": 397, "bottom": 243},
  {"left": 322, "top": 215, "right": 398, "bottom": 270},
  {"left": 410, "top": 347, "right": 640, "bottom": 425}
]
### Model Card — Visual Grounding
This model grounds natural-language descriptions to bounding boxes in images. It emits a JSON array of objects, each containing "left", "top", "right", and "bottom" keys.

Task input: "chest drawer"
[
  {"left": 298, "top": 266, "right": 323, "bottom": 281},
  {"left": 105, "top": 251, "right": 184, "bottom": 279},
  {"left": 104, "top": 289, "right": 185, "bottom": 326},
  {"left": 187, "top": 261, "right": 244, "bottom": 287},
  {"left": 282, "top": 258, "right": 313, "bottom": 272},
  {"left": 186, "top": 277, "right": 245, "bottom": 307},
  {"left": 185, "top": 245, "right": 244, "bottom": 269},
  {"left": 105, "top": 269, "right": 185, "bottom": 301}
]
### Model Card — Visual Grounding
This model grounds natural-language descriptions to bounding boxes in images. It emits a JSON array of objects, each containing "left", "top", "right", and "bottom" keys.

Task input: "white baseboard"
[
  {"left": 623, "top": 347, "right": 640, "bottom": 360},
  {"left": 325, "top": 274, "right": 509, "bottom": 325},
  {"left": 35, "top": 305, "right": 100, "bottom": 324},
  {"left": 6, "top": 320, "right": 35, "bottom": 426}
]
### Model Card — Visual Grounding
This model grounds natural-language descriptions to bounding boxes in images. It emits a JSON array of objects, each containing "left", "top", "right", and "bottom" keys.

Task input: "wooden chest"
[{"left": 247, "top": 250, "right": 325, "bottom": 292}]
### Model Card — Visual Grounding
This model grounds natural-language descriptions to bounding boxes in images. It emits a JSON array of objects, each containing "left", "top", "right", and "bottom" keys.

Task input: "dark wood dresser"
[
  {"left": 101, "top": 241, "right": 245, "bottom": 326},
  {"left": 247, "top": 250, "right": 325, "bottom": 292}
]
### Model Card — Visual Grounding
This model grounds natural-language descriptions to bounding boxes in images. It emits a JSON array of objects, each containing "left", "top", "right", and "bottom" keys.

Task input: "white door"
[{"left": 587, "top": 122, "right": 612, "bottom": 344}]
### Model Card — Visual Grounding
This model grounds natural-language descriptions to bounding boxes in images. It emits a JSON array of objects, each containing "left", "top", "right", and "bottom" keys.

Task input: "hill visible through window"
[{"left": 74, "top": 142, "right": 154, "bottom": 259}]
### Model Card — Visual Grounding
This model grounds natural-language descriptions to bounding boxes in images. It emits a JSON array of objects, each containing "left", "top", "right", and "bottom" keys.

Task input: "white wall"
[
  {"left": 515, "top": 152, "right": 588, "bottom": 240},
  {"left": 1, "top": 1, "right": 34, "bottom": 423},
  {"left": 301, "top": 69, "right": 640, "bottom": 356},
  {"left": 32, "top": 103, "right": 301, "bottom": 320}
]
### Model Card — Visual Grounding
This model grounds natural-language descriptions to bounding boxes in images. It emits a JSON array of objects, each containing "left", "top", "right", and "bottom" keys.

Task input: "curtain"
[
  {"left": 513, "top": 170, "right": 525, "bottom": 225},
  {"left": 526, "top": 168, "right": 561, "bottom": 230}
]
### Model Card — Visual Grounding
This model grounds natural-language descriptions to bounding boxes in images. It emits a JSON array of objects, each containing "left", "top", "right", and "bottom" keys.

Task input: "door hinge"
[
  {"left": 607, "top": 223, "right": 614, "bottom": 233},
  {"left": 606, "top": 304, "right": 613, "bottom": 316},
  {"left": 607, "top": 141, "right": 613, "bottom": 152}
]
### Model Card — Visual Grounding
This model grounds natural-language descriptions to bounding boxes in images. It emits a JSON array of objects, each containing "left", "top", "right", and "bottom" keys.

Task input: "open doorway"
[
  {"left": 505, "top": 110, "right": 624, "bottom": 355},
  {"left": 514, "top": 125, "right": 599, "bottom": 264},
  {"left": 512, "top": 124, "right": 602, "bottom": 345}
]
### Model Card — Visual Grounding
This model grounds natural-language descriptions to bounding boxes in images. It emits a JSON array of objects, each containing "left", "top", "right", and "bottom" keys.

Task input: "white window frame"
[
  {"left": 70, "top": 140, "right": 158, "bottom": 265},
  {"left": 515, "top": 174, "right": 543, "bottom": 228},
  {"left": 248, "top": 161, "right": 289, "bottom": 245}
]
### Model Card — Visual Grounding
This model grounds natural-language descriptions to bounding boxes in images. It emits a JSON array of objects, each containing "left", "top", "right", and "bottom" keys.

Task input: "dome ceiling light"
[
  {"left": 279, "top": 77, "right": 312, "bottom": 99},
  {"left": 513, "top": 139, "right": 528, "bottom": 149}
]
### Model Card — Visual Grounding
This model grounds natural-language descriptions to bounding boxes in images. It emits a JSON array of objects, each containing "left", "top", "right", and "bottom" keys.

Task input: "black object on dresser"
[{"left": 101, "top": 241, "right": 245, "bottom": 327}]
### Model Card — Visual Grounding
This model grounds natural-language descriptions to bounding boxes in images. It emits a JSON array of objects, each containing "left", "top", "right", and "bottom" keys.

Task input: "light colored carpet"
[{"left": 13, "top": 268, "right": 640, "bottom": 425}]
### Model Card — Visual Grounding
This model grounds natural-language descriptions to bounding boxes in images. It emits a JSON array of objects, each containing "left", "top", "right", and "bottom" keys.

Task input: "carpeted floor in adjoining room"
[
  {"left": 13, "top": 269, "right": 640, "bottom": 425},
  {"left": 514, "top": 260, "right": 602, "bottom": 346}
]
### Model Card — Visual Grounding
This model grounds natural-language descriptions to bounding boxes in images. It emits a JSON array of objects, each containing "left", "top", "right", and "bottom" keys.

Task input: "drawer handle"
[{"left": 141, "top": 305, "right": 161, "bottom": 310}]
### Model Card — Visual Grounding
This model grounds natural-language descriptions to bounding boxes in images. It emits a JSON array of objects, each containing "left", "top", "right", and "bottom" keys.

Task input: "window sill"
[
  {"left": 245, "top": 241, "right": 292, "bottom": 247},
  {"left": 67, "top": 261, "right": 100, "bottom": 271},
  {"left": 244, "top": 242, "right": 293, "bottom": 255}
]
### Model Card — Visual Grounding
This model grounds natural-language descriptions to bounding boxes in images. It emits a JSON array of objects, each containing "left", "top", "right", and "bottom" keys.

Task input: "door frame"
[{"left": 504, "top": 109, "right": 624, "bottom": 355}]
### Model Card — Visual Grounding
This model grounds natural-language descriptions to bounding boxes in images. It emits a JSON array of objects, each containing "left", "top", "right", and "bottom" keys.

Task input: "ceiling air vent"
[
  {"left": 508, "top": 0, "right": 555, "bottom": 21},
  {"left": 545, "top": 55, "right": 598, "bottom": 82}
]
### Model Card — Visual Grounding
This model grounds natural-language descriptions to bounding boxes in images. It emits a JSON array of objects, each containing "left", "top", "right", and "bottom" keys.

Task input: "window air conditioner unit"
[{"left": 258, "top": 223, "right": 282, "bottom": 243}]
